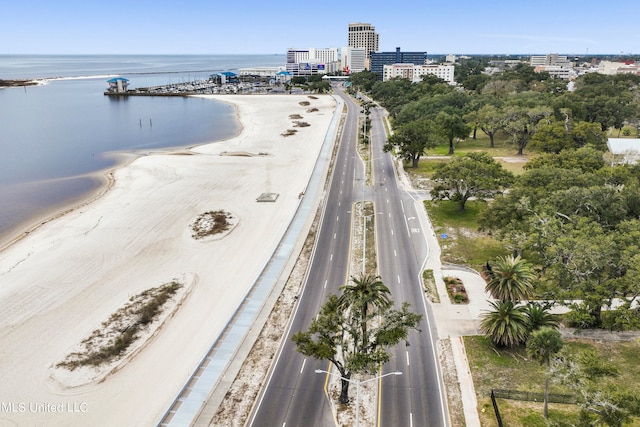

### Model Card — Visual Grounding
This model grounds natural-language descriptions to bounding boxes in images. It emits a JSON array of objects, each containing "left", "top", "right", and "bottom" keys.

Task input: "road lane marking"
[
  {"left": 410, "top": 413, "right": 413, "bottom": 427},
  {"left": 394, "top": 249, "right": 397, "bottom": 257},
  {"left": 334, "top": 233, "right": 337, "bottom": 239},
  {"left": 406, "top": 351, "right": 410, "bottom": 366},
  {"left": 324, "top": 280, "right": 328, "bottom": 289},
  {"left": 300, "top": 359, "right": 306, "bottom": 374}
]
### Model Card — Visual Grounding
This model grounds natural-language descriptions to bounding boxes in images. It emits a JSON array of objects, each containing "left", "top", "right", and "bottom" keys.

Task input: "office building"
[{"left": 370, "top": 47, "right": 427, "bottom": 76}]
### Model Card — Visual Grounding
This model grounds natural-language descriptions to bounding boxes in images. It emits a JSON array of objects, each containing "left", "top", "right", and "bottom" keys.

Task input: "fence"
[
  {"left": 490, "top": 390, "right": 503, "bottom": 427},
  {"left": 492, "top": 388, "right": 576, "bottom": 404}
]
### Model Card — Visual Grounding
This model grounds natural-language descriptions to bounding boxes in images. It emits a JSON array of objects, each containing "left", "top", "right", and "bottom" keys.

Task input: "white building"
[
  {"left": 286, "top": 48, "right": 340, "bottom": 76},
  {"left": 598, "top": 60, "right": 640, "bottom": 76},
  {"left": 382, "top": 63, "right": 455, "bottom": 84},
  {"left": 340, "top": 46, "right": 366, "bottom": 74},
  {"left": 237, "top": 66, "right": 286, "bottom": 77},
  {"left": 607, "top": 138, "right": 640, "bottom": 165}
]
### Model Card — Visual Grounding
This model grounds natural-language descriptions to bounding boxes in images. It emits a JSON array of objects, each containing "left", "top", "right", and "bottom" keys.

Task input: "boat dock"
[{"left": 104, "top": 74, "right": 276, "bottom": 97}]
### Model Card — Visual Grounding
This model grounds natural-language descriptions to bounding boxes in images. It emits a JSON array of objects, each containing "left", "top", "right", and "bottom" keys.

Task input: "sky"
[{"left": 1, "top": 0, "right": 638, "bottom": 55}]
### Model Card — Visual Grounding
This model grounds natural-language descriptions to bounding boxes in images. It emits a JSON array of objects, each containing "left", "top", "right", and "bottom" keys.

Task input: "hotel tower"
[{"left": 348, "top": 22, "right": 379, "bottom": 60}]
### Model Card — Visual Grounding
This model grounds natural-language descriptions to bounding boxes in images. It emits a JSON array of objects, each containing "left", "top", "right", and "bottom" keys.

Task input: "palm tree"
[
  {"left": 480, "top": 300, "right": 529, "bottom": 348},
  {"left": 524, "top": 302, "right": 560, "bottom": 331},
  {"left": 485, "top": 255, "right": 535, "bottom": 303},
  {"left": 339, "top": 273, "right": 391, "bottom": 350},
  {"left": 527, "top": 327, "right": 564, "bottom": 419}
]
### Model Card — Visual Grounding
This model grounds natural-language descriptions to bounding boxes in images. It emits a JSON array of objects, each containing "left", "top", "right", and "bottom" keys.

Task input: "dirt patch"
[{"left": 439, "top": 338, "right": 466, "bottom": 427}]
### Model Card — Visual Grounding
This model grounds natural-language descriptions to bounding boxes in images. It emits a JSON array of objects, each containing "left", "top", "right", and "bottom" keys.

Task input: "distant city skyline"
[{"left": 1, "top": 0, "right": 638, "bottom": 56}]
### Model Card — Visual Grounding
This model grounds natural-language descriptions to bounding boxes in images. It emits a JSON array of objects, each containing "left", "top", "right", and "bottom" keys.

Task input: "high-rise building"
[{"left": 348, "top": 22, "right": 379, "bottom": 59}]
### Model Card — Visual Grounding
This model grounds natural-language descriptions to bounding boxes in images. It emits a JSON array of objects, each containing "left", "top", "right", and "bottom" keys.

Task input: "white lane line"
[
  {"left": 334, "top": 233, "right": 337, "bottom": 239},
  {"left": 410, "top": 413, "right": 413, "bottom": 427},
  {"left": 394, "top": 249, "right": 397, "bottom": 257},
  {"left": 397, "top": 275, "right": 401, "bottom": 284},
  {"left": 330, "top": 253, "right": 333, "bottom": 261},
  {"left": 300, "top": 358, "right": 306, "bottom": 374},
  {"left": 406, "top": 351, "right": 410, "bottom": 366},
  {"left": 324, "top": 280, "right": 328, "bottom": 289}
]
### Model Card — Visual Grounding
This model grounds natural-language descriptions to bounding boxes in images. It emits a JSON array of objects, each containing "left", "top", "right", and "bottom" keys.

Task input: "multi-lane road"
[{"left": 249, "top": 86, "right": 448, "bottom": 426}]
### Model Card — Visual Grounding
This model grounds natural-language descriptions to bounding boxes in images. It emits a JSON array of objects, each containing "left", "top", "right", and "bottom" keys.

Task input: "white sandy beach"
[{"left": 0, "top": 94, "right": 336, "bottom": 426}]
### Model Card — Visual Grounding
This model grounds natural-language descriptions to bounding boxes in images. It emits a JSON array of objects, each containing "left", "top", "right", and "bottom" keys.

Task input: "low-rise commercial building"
[
  {"left": 531, "top": 54, "right": 574, "bottom": 80},
  {"left": 382, "top": 63, "right": 455, "bottom": 84}
]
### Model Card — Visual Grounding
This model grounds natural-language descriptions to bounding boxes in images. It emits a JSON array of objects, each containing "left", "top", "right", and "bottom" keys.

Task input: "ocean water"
[{"left": 0, "top": 54, "right": 286, "bottom": 245}]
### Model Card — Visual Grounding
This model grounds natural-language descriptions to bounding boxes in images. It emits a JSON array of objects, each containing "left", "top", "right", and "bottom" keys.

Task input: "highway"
[
  {"left": 367, "top": 104, "right": 448, "bottom": 427},
  {"left": 249, "top": 86, "right": 448, "bottom": 426},
  {"left": 249, "top": 87, "right": 361, "bottom": 426}
]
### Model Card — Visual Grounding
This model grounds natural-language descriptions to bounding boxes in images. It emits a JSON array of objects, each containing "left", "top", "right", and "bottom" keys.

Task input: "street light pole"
[{"left": 315, "top": 369, "right": 402, "bottom": 427}]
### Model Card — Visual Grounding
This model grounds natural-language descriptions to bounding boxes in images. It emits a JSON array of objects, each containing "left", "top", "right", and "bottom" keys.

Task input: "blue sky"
[{"left": 1, "top": 0, "right": 638, "bottom": 55}]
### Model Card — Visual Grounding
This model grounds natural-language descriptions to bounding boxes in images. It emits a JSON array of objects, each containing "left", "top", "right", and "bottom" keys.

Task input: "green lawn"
[
  {"left": 428, "top": 131, "right": 536, "bottom": 158},
  {"left": 466, "top": 336, "right": 640, "bottom": 427},
  {"left": 424, "top": 200, "right": 508, "bottom": 270}
]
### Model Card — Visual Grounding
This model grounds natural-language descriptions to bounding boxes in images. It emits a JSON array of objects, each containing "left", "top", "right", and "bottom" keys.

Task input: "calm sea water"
[{"left": 0, "top": 54, "right": 286, "bottom": 244}]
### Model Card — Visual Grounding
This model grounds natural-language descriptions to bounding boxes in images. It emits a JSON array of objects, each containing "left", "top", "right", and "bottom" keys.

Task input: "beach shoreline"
[
  {"left": 0, "top": 99, "right": 242, "bottom": 254},
  {"left": 0, "top": 93, "right": 336, "bottom": 426}
]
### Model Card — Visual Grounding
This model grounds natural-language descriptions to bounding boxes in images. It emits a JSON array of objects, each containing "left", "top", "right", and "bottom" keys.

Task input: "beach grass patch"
[
  {"left": 191, "top": 210, "right": 234, "bottom": 239},
  {"left": 281, "top": 129, "right": 297, "bottom": 137},
  {"left": 306, "top": 107, "right": 319, "bottom": 113},
  {"left": 298, "top": 101, "right": 310, "bottom": 106},
  {"left": 58, "top": 281, "right": 183, "bottom": 370},
  {"left": 293, "top": 121, "right": 310, "bottom": 127}
]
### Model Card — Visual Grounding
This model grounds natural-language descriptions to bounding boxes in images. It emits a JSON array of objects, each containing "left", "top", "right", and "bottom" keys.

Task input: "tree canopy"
[
  {"left": 292, "top": 275, "right": 422, "bottom": 404},
  {"left": 430, "top": 152, "right": 515, "bottom": 211}
]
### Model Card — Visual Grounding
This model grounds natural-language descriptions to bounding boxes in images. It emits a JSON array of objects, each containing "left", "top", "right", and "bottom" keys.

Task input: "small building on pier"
[
  {"left": 106, "top": 77, "right": 129, "bottom": 93},
  {"left": 210, "top": 72, "right": 238, "bottom": 85}
]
